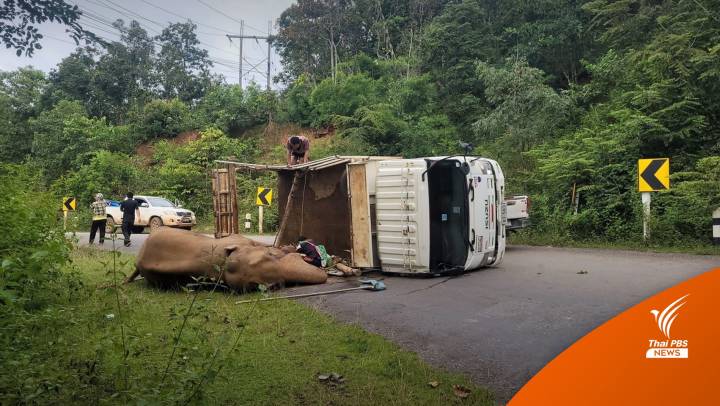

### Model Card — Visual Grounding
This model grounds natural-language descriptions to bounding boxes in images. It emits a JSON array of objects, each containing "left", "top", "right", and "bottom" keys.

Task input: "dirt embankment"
[
  {"left": 135, "top": 131, "right": 201, "bottom": 161},
  {"left": 134, "top": 124, "right": 335, "bottom": 164}
]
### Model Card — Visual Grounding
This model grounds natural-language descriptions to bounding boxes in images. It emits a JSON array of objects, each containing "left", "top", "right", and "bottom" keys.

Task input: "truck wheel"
[
  {"left": 149, "top": 216, "right": 163, "bottom": 230},
  {"left": 106, "top": 216, "right": 116, "bottom": 233}
]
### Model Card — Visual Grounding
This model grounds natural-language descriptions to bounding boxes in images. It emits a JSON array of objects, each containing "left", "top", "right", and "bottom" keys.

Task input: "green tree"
[
  {"left": 44, "top": 47, "right": 99, "bottom": 114},
  {"left": 279, "top": 74, "right": 314, "bottom": 126},
  {"left": 155, "top": 22, "right": 215, "bottom": 102},
  {"left": 135, "top": 98, "right": 194, "bottom": 140},
  {"left": 0, "top": 67, "right": 47, "bottom": 161},
  {"left": 473, "top": 59, "right": 573, "bottom": 173},
  {"left": 0, "top": 164, "right": 71, "bottom": 307},
  {"left": 399, "top": 114, "right": 459, "bottom": 157},
  {"left": 310, "top": 73, "right": 380, "bottom": 125},
  {"left": 0, "top": 0, "right": 94, "bottom": 56},
  {"left": 58, "top": 150, "right": 140, "bottom": 205},
  {"left": 339, "top": 103, "right": 408, "bottom": 155},
  {"left": 29, "top": 100, "right": 89, "bottom": 179},
  {"left": 196, "top": 84, "right": 274, "bottom": 135}
]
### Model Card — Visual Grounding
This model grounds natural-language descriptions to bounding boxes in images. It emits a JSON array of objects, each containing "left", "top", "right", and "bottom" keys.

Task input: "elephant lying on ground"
[{"left": 128, "top": 227, "right": 327, "bottom": 290}]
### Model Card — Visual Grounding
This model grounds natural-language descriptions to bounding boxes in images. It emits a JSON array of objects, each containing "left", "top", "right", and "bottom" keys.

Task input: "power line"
[
  {"left": 44, "top": 35, "right": 80, "bottom": 46},
  {"left": 192, "top": 0, "right": 267, "bottom": 34},
  {"left": 83, "top": 0, "right": 164, "bottom": 33},
  {"left": 137, "top": 0, "right": 233, "bottom": 34},
  {"left": 73, "top": 1, "right": 274, "bottom": 83},
  {"left": 77, "top": 3, "right": 239, "bottom": 58},
  {"left": 226, "top": 20, "right": 274, "bottom": 89}
]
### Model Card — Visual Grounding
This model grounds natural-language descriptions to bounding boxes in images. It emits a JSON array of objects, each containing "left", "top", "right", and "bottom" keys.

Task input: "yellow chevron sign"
[
  {"left": 62, "top": 197, "right": 77, "bottom": 211},
  {"left": 638, "top": 158, "right": 670, "bottom": 192},
  {"left": 256, "top": 187, "right": 273, "bottom": 206}
]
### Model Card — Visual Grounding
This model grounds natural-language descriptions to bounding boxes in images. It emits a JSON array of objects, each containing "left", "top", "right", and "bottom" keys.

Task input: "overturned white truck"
[{"left": 213, "top": 156, "right": 506, "bottom": 275}]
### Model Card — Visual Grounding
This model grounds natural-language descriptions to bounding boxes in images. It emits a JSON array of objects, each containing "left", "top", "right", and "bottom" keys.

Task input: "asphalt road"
[
  {"left": 297, "top": 246, "right": 719, "bottom": 402},
  {"left": 72, "top": 232, "right": 719, "bottom": 402}
]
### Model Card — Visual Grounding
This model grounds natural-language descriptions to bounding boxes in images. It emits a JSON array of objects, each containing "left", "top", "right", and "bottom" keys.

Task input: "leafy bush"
[
  {"left": 57, "top": 150, "right": 141, "bottom": 205},
  {"left": 278, "top": 74, "right": 314, "bottom": 126},
  {"left": 339, "top": 103, "right": 407, "bottom": 155},
  {"left": 29, "top": 100, "right": 90, "bottom": 178},
  {"left": 150, "top": 128, "right": 258, "bottom": 217},
  {"left": 650, "top": 157, "right": 720, "bottom": 244},
  {"left": 310, "top": 73, "right": 380, "bottom": 126},
  {"left": 135, "top": 98, "right": 194, "bottom": 140},
  {"left": 196, "top": 84, "right": 275, "bottom": 135},
  {"left": 152, "top": 159, "right": 209, "bottom": 216},
  {"left": 399, "top": 114, "right": 459, "bottom": 158},
  {"left": 0, "top": 164, "right": 73, "bottom": 308}
]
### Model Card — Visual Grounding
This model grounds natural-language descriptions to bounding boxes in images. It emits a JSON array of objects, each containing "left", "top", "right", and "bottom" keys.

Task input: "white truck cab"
[{"left": 375, "top": 156, "right": 505, "bottom": 274}]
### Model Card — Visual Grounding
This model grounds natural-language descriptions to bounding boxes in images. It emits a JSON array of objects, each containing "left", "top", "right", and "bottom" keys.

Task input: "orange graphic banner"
[{"left": 510, "top": 267, "right": 720, "bottom": 405}]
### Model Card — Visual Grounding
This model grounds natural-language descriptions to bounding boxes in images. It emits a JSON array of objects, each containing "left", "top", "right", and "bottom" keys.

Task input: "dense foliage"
[
  {"left": 272, "top": 0, "right": 720, "bottom": 245},
  {"left": 0, "top": 164, "right": 74, "bottom": 308},
  {"left": 0, "top": 0, "right": 94, "bottom": 56},
  {"left": 0, "top": 0, "right": 718, "bottom": 254},
  {"left": 0, "top": 15, "right": 276, "bottom": 224}
]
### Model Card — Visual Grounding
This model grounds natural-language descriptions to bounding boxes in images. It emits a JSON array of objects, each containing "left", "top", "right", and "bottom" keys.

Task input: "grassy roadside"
[
  {"left": 509, "top": 232, "right": 720, "bottom": 255},
  {"left": 0, "top": 247, "right": 492, "bottom": 405}
]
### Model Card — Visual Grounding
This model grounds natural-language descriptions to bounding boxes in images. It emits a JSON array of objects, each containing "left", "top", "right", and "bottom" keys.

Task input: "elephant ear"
[{"left": 224, "top": 245, "right": 238, "bottom": 256}]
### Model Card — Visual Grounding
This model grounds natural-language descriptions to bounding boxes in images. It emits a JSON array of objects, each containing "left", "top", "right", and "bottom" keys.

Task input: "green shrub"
[
  {"left": 310, "top": 73, "right": 380, "bottom": 126},
  {"left": 278, "top": 74, "right": 314, "bottom": 126},
  {"left": 135, "top": 98, "right": 194, "bottom": 140},
  {"left": 0, "top": 164, "right": 74, "bottom": 308},
  {"left": 56, "top": 150, "right": 141, "bottom": 205},
  {"left": 196, "top": 84, "right": 275, "bottom": 135}
]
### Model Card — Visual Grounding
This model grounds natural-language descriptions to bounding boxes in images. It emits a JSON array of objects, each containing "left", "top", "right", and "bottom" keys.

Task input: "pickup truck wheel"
[
  {"left": 149, "top": 216, "right": 163, "bottom": 230},
  {"left": 106, "top": 216, "right": 116, "bottom": 233}
]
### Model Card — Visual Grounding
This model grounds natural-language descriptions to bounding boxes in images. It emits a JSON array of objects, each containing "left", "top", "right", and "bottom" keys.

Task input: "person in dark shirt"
[
  {"left": 119, "top": 192, "right": 141, "bottom": 247},
  {"left": 296, "top": 236, "right": 322, "bottom": 267},
  {"left": 286, "top": 135, "right": 310, "bottom": 166}
]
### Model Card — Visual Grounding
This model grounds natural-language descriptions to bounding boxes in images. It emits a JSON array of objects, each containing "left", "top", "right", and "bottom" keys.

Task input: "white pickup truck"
[
  {"left": 505, "top": 195, "right": 531, "bottom": 231},
  {"left": 105, "top": 195, "right": 196, "bottom": 233}
]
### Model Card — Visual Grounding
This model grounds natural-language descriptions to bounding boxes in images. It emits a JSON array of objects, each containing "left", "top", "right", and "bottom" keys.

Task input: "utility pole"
[
  {"left": 267, "top": 21, "right": 271, "bottom": 91},
  {"left": 239, "top": 20, "right": 243, "bottom": 87},
  {"left": 226, "top": 20, "right": 273, "bottom": 90}
]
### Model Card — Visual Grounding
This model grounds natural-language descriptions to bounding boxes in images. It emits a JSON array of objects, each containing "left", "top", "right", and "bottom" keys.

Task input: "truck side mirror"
[{"left": 140, "top": 202, "right": 149, "bottom": 208}]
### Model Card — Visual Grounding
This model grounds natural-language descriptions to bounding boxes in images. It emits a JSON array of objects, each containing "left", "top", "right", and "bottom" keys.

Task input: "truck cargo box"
[{"left": 214, "top": 155, "right": 505, "bottom": 274}]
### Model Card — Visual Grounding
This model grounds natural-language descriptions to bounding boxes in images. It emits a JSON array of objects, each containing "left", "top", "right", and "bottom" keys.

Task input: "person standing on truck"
[
  {"left": 89, "top": 193, "right": 107, "bottom": 245},
  {"left": 120, "top": 192, "right": 141, "bottom": 247},
  {"left": 286, "top": 135, "right": 310, "bottom": 166}
]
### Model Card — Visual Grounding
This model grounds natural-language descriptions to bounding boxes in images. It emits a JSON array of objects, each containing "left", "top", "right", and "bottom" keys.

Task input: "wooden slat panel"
[
  {"left": 211, "top": 167, "right": 238, "bottom": 238},
  {"left": 348, "top": 164, "right": 373, "bottom": 267}
]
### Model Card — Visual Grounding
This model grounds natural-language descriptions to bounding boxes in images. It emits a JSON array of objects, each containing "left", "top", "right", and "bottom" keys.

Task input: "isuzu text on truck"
[{"left": 214, "top": 155, "right": 506, "bottom": 275}]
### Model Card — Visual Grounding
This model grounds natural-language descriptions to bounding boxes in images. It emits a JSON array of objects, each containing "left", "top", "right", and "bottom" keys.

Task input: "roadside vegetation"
[
  {"left": 1, "top": 0, "right": 719, "bottom": 249},
  {"left": 1, "top": 246, "right": 491, "bottom": 404},
  {"left": 0, "top": 142, "right": 489, "bottom": 404},
  {"left": 1, "top": 1, "right": 718, "bottom": 403}
]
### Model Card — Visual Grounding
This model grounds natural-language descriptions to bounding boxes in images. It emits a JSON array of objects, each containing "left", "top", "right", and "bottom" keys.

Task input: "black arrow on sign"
[
  {"left": 258, "top": 189, "right": 271, "bottom": 205},
  {"left": 640, "top": 159, "right": 666, "bottom": 190},
  {"left": 64, "top": 197, "right": 75, "bottom": 211}
]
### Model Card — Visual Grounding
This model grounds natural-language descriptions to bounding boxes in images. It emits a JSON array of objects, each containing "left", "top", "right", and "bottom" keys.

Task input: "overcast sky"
[{"left": 0, "top": 0, "right": 294, "bottom": 89}]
